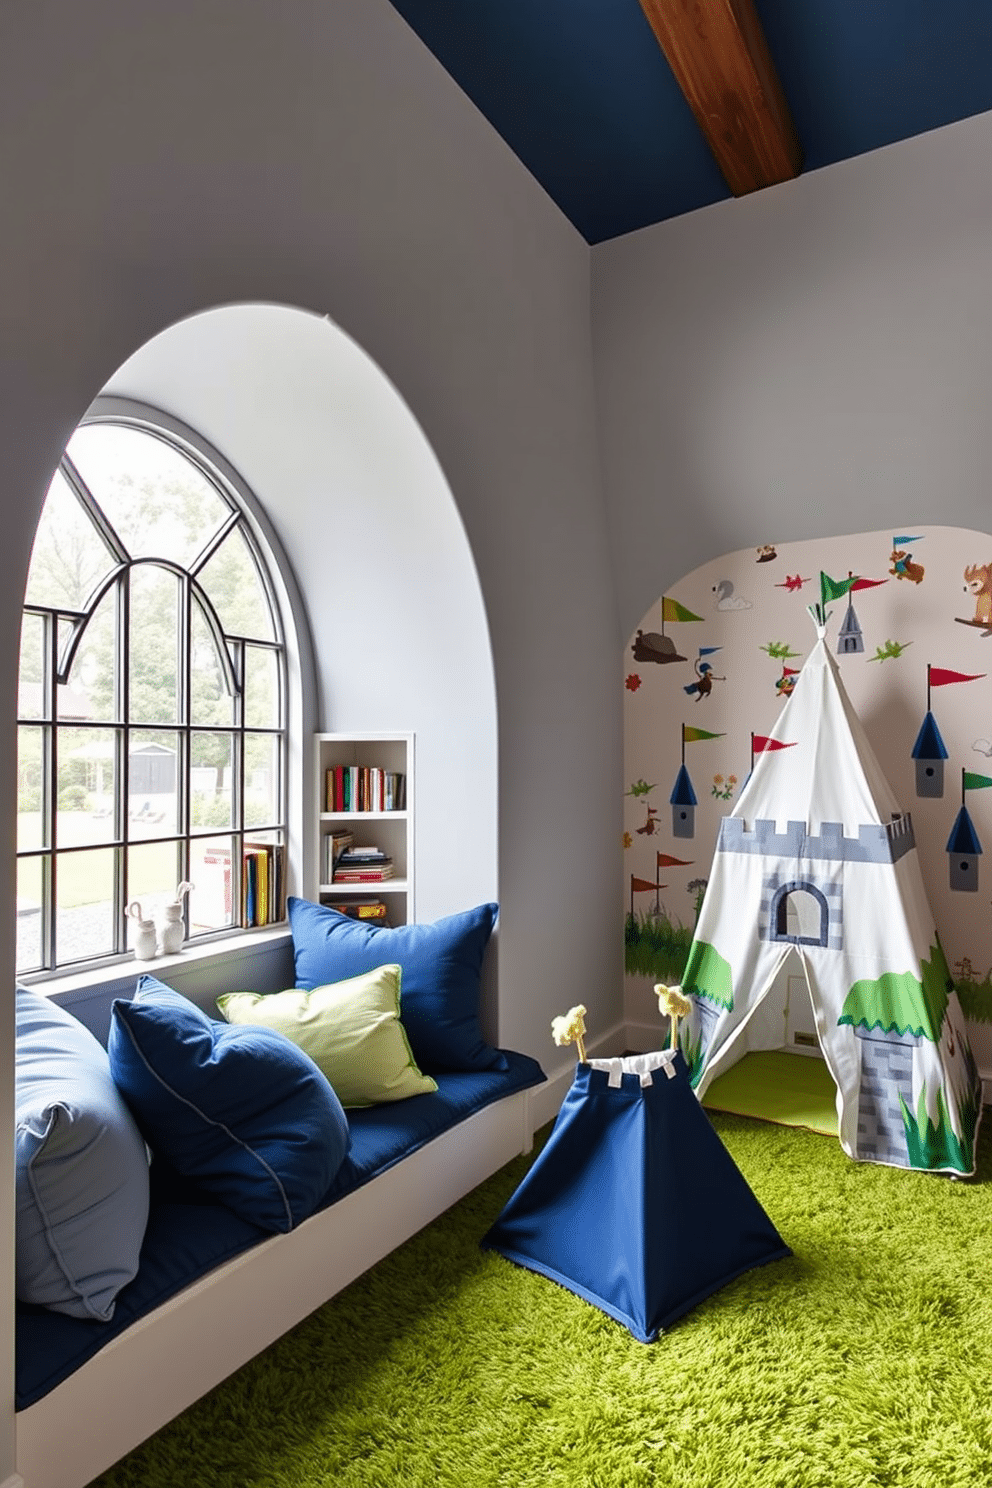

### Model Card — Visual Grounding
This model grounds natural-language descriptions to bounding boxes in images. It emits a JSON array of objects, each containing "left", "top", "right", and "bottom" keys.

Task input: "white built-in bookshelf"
[{"left": 313, "top": 732, "right": 414, "bottom": 926}]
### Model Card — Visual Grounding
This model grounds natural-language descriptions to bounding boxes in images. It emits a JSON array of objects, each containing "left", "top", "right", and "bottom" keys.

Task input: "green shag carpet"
[{"left": 89, "top": 1111, "right": 992, "bottom": 1488}]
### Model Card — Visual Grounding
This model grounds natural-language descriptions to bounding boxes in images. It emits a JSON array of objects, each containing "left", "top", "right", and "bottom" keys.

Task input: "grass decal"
[
  {"left": 678, "top": 1021, "right": 706, "bottom": 1087},
  {"left": 623, "top": 882, "right": 706, "bottom": 983},
  {"left": 955, "top": 972, "right": 992, "bottom": 1024},
  {"left": 624, "top": 911, "right": 693, "bottom": 982},
  {"left": 899, "top": 1082, "right": 980, "bottom": 1176}
]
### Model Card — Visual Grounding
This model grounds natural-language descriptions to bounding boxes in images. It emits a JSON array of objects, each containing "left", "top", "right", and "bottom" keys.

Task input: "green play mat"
[{"left": 702, "top": 1049, "right": 838, "bottom": 1135}]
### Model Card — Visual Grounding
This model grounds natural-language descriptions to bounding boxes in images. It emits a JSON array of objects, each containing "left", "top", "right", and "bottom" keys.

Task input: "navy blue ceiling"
[{"left": 387, "top": 0, "right": 992, "bottom": 244}]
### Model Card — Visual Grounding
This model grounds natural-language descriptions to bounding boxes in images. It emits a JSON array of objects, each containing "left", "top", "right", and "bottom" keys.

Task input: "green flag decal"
[
  {"left": 963, "top": 772, "right": 992, "bottom": 791},
  {"left": 682, "top": 726, "right": 725, "bottom": 742},
  {"left": 820, "top": 571, "right": 858, "bottom": 607},
  {"left": 661, "top": 596, "right": 704, "bottom": 623}
]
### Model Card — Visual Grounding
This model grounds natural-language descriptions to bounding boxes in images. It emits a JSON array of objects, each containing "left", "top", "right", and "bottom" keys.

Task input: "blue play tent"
[{"left": 482, "top": 1050, "right": 790, "bottom": 1342}]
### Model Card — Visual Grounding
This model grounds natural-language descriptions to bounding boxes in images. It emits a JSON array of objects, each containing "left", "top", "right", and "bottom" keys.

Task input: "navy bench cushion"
[{"left": 16, "top": 1051, "right": 544, "bottom": 1410}]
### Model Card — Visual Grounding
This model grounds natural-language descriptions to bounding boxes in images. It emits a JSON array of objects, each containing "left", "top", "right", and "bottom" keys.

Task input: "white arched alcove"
[{"left": 101, "top": 301, "right": 498, "bottom": 944}]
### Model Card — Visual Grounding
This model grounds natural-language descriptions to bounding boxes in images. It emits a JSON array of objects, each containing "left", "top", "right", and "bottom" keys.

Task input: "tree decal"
[
  {"left": 838, "top": 941, "right": 951, "bottom": 1043},
  {"left": 681, "top": 939, "right": 733, "bottom": 1011}
]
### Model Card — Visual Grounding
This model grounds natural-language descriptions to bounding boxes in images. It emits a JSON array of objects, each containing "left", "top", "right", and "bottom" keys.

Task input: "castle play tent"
[{"left": 677, "top": 610, "right": 982, "bottom": 1176}]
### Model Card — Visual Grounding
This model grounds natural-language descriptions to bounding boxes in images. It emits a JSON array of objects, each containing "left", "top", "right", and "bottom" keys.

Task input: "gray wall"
[
  {"left": 0, "top": 0, "right": 622, "bottom": 1048},
  {"left": 592, "top": 110, "right": 992, "bottom": 643},
  {"left": 0, "top": 3, "right": 622, "bottom": 1462},
  {"left": 103, "top": 303, "right": 500, "bottom": 930}
]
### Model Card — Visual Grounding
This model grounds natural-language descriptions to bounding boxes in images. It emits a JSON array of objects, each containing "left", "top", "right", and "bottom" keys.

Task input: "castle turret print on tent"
[
  {"left": 624, "top": 531, "right": 991, "bottom": 1178},
  {"left": 678, "top": 603, "right": 980, "bottom": 1174}
]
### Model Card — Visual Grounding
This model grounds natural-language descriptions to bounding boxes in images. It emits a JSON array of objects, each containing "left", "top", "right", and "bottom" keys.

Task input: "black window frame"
[{"left": 16, "top": 408, "right": 289, "bottom": 978}]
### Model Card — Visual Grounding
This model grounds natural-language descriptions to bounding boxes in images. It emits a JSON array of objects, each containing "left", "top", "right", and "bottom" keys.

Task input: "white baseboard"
[{"left": 528, "top": 1020, "right": 626, "bottom": 1130}]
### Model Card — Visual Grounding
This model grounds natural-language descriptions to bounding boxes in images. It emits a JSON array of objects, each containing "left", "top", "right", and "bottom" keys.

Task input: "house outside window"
[{"left": 17, "top": 409, "right": 287, "bottom": 976}]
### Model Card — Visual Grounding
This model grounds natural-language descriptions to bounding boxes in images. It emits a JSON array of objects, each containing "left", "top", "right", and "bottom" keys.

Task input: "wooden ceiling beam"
[{"left": 636, "top": 0, "right": 802, "bottom": 196}]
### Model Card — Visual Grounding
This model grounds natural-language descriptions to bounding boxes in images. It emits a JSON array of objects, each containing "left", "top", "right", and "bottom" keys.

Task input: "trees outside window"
[{"left": 17, "top": 413, "right": 287, "bottom": 975}]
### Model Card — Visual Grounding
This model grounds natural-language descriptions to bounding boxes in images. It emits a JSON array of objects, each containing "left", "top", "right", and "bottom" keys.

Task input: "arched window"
[
  {"left": 771, "top": 883, "right": 829, "bottom": 948},
  {"left": 17, "top": 408, "right": 287, "bottom": 975}
]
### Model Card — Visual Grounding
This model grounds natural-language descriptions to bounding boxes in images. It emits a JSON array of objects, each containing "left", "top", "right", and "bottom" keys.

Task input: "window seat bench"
[{"left": 14, "top": 963, "right": 544, "bottom": 1488}]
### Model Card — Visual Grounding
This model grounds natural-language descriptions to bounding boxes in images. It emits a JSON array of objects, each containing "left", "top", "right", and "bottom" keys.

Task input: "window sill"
[{"left": 21, "top": 925, "right": 293, "bottom": 1004}]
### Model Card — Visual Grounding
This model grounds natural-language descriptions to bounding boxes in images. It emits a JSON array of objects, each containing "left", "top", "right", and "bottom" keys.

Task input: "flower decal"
[
  {"left": 625, "top": 674, "right": 642, "bottom": 692},
  {"left": 622, "top": 831, "right": 632, "bottom": 849}
]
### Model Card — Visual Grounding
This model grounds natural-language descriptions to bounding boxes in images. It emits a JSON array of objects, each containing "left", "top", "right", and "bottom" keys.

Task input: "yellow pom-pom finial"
[
  {"left": 654, "top": 983, "right": 691, "bottom": 1050},
  {"left": 551, "top": 1004, "right": 588, "bottom": 1063}
]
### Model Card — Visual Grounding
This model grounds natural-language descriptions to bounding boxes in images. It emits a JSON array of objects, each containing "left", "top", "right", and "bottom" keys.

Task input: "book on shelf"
[
  {"left": 242, "top": 840, "right": 286, "bottom": 927},
  {"left": 322, "top": 829, "right": 354, "bottom": 882},
  {"left": 333, "top": 849, "right": 392, "bottom": 880},
  {"left": 324, "top": 765, "right": 346, "bottom": 813},
  {"left": 326, "top": 898, "right": 390, "bottom": 921},
  {"left": 325, "top": 764, "right": 406, "bottom": 813},
  {"left": 335, "top": 845, "right": 388, "bottom": 864},
  {"left": 333, "top": 863, "right": 395, "bottom": 883}
]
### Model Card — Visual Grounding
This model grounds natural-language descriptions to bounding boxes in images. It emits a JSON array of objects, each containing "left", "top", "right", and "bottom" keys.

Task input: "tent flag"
[
  {"left": 676, "top": 611, "right": 982, "bottom": 1176},
  {"left": 698, "top": 646, "right": 723, "bottom": 656},
  {"left": 929, "top": 667, "right": 985, "bottom": 686},
  {"left": 657, "top": 852, "right": 693, "bottom": 866},
  {"left": 851, "top": 577, "right": 887, "bottom": 591},
  {"left": 481, "top": 1052, "right": 790, "bottom": 1343},
  {"left": 661, "top": 596, "right": 703, "bottom": 623},
  {"left": 893, "top": 535, "right": 922, "bottom": 545},
  {"left": 963, "top": 772, "right": 992, "bottom": 791},
  {"left": 682, "top": 725, "right": 724, "bottom": 743}
]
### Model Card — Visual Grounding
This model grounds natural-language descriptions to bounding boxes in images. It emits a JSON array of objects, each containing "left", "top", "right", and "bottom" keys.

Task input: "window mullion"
[
  {"left": 232, "top": 638, "right": 245, "bottom": 929},
  {"left": 60, "top": 455, "right": 130, "bottom": 566},
  {"left": 117, "top": 571, "right": 129, "bottom": 947},
  {"left": 44, "top": 614, "right": 58, "bottom": 971},
  {"left": 180, "top": 574, "right": 192, "bottom": 888}
]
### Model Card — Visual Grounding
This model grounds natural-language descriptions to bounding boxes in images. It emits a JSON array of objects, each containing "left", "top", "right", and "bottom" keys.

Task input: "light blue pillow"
[
  {"left": 108, "top": 975, "right": 350, "bottom": 1233},
  {"left": 15, "top": 986, "right": 150, "bottom": 1321},
  {"left": 287, "top": 897, "right": 507, "bottom": 1073}
]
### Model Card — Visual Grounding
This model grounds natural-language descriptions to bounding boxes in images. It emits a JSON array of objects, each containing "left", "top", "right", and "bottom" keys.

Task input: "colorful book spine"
[{"left": 329, "top": 764, "right": 405, "bottom": 812}]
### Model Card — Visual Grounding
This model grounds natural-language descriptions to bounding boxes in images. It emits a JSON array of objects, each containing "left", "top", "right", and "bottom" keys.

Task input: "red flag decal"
[
  {"left": 850, "top": 577, "right": 887, "bottom": 591},
  {"left": 930, "top": 668, "right": 986, "bottom": 686},
  {"left": 656, "top": 853, "right": 694, "bottom": 866},
  {"left": 630, "top": 876, "right": 661, "bottom": 892},
  {"left": 752, "top": 736, "right": 797, "bottom": 753}
]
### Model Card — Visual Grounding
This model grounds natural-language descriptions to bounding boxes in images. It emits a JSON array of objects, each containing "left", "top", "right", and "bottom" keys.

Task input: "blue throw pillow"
[
  {"left": 108, "top": 975, "right": 350, "bottom": 1233},
  {"left": 15, "top": 986, "right": 150, "bottom": 1321},
  {"left": 287, "top": 897, "right": 507, "bottom": 1073}
]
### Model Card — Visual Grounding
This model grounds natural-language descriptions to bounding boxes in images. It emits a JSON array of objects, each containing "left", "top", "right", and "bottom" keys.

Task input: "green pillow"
[{"left": 216, "top": 966, "right": 437, "bottom": 1108}]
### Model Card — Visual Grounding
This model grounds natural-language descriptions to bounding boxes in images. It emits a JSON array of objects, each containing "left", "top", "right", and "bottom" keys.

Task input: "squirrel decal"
[{"left": 964, "top": 563, "right": 992, "bottom": 628}]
